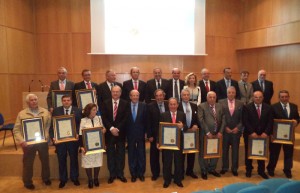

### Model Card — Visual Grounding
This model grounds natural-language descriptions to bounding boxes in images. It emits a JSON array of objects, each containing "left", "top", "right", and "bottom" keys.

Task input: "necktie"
[
  {"left": 260, "top": 81, "right": 265, "bottom": 92},
  {"left": 60, "top": 82, "right": 65, "bottom": 90},
  {"left": 257, "top": 105, "right": 261, "bottom": 119},
  {"left": 87, "top": 82, "right": 92, "bottom": 89},
  {"left": 205, "top": 81, "right": 209, "bottom": 92},
  {"left": 244, "top": 83, "right": 247, "bottom": 93},
  {"left": 229, "top": 100, "right": 234, "bottom": 116},
  {"left": 65, "top": 109, "right": 69, "bottom": 115},
  {"left": 226, "top": 80, "right": 230, "bottom": 88},
  {"left": 110, "top": 83, "right": 114, "bottom": 90},
  {"left": 159, "top": 104, "right": 163, "bottom": 113},
  {"left": 174, "top": 80, "right": 179, "bottom": 100},
  {"left": 210, "top": 105, "right": 218, "bottom": 132},
  {"left": 113, "top": 101, "right": 118, "bottom": 121},
  {"left": 157, "top": 81, "right": 161, "bottom": 89},
  {"left": 172, "top": 112, "right": 176, "bottom": 123},
  {"left": 283, "top": 104, "right": 288, "bottom": 118},
  {"left": 185, "top": 102, "right": 191, "bottom": 128},
  {"left": 132, "top": 104, "right": 136, "bottom": 121},
  {"left": 134, "top": 81, "right": 138, "bottom": 90}
]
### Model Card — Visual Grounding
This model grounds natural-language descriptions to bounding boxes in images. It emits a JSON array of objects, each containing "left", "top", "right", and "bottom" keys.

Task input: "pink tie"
[
  {"left": 257, "top": 105, "right": 261, "bottom": 119},
  {"left": 60, "top": 82, "right": 65, "bottom": 90},
  {"left": 134, "top": 81, "right": 138, "bottom": 90},
  {"left": 87, "top": 82, "right": 92, "bottom": 89},
  {"left": 172, "top": 112, "right": 176, "bottom": 123},
  {"left": 113, "top": 101, "right": 118, "bottom": 121},
  {"left": 229, "top": 100, "right": 234, "bottom": 116}
]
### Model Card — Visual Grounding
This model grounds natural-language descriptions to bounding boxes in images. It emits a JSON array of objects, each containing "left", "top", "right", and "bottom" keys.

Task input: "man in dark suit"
[
  {"left": 126, "top": 90, "right": 147, "bottom": 182},
  {"left": 199, "top": 68, "right": 217, "bottom": 103},
  {"left": 267, "top": 90, "right": 299, "bottom": 178},
  {"left": 121, "top": 67, "right": 146, "bottom": 102},
  {"left": 49, "top": 95, "right": 82, "bottom": 188},
  {"left": 198, "top": 91, "right": 226, "bottom": 180},
  {"left": 243, "top": 91, "right": 273, "bottom": 179},
  {"left": 47, "top": 67, "right": 75, "bottom": 113},
  {"left": 145, "top": 68, "right": 169, "bottom": 103},
  {"left": 167, "top": 68, "right": 185, "bottom": 101},
  {"left": 178, "top": 89, "right": 199, "bottom": 179},
  {"left": 97, "top": 70, "right": 123, "bottom": 104},
  {"left": 216, "top": 67, "right": 241, "bottom": 100},
  {"left": 252, "top": 69, "right": 274, "bottom": 104},
  {"left": 72, "top": 69, "right": 98, "bottom": 107},
  {"left": 101, "top": 85, "right": 130, "bottom": 184},
  {"left": 147, "top": 89, "right": 169, "bottom": 181},
  {"left": 218, "top": 86, "right": 243, "bottom": 176},
  {"left": 158, "top": 98, "right": 188, "bottom": 188}
]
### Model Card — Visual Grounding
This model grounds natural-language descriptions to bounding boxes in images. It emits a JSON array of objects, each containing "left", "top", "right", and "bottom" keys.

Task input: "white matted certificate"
[
  {"left": 251, "top": 139, "right": 264, "bottom": 156},
  {"left": 272, "top": 119, "right": 295, "bottom": 145},
  {"left": 82, "top": 127, "right": 106, "bottom": 154},
  {"left": 248, "top": 137, "right": 269, "bottom": 160},
  {"left": 276, "top": 123, "right": 290, "bottom": 140},
  {"left": 182, "top": 130, "right": 199, "bottom": 154},
  {"left": 53, "top": 115, "right": 77, "bottom": 144},
  {"left": 207, "top": 138, "right": 218, "bottom": 154},
  {"left": 163, "top": 127, "right": 177, "bottom": 145},
  {"left": 21, "top": 117, "right": 47, "bottom": 145},
  {"left": 87, "top": 131, "right": 101, "bottom": 149},
  {"left": 58, "top": 120, "right": 73, "bottom": 138},
  {"left": 159, "top": 122, "right": 180, "bottom": 150},
  {"left": 76, "top": 89, "right": 97, "bottom": 109},
  {"left": 204, "top": 136, "right": 222, "bottom": 159}
]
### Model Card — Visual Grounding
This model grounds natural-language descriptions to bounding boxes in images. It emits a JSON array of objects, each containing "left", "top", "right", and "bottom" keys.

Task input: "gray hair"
[{"left": 25, "top": 93, "right": 38, "bottom": 102}]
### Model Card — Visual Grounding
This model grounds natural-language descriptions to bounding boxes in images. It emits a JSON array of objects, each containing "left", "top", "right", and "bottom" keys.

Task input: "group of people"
[{"left": 12, "top": 66, "right": 299, "bottom": 190}]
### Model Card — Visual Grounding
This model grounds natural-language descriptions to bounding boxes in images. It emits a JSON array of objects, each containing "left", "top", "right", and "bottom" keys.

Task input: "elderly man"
[
  {"left": 198, "top": 91, "right": 225, "bottom": 180},
  {"left": 238, "top": 70, "right": 253, "bottom": 105},
  {"left": 167, "top": 68, "right": 185, "bottom": 101},
  {"left": 198, "top": 68, "right": 217, "bottom": 103},
  {"left": 13, "top": 94, "right": 52, "bottom": 190},
  {"left": 252, "top": 69, "right": 274, "bottom": 104},
  {"left": 47, "top": 67, "right": 75, "bottom": 113}
]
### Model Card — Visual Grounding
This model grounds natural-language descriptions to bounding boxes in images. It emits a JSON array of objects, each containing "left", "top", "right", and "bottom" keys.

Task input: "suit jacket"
[
  {"left": 121, "top": 79, "right": 146, "bottom": 102},
  {"left": 166, "top": 79, "right": 185, "bottom": 100},
  {"left": 97, "top": 81, "right": 123, "bottom": 104},
  {"left": 198, "top": 102, "right": 226, "bottom": 134},
  {"left": 101, "top": 98, "right": 130, "bottom": 142},
  {"left": 238, "top": 80, "right": 253, "bottom": 104},
  {"left": 72, "top": 81, "right": 98, "bottom": 107},
  {"left": 147, "top": 101, "right": 169, "bottom": 138},
  {"left": 216, "top": 79, "right": 241, "bottom": 100},
  {"left": 218, "top": 99, "right": 243, "bottom": 131},
  {"left": 252, "top": 79, "right": 274, "bottom": 104},
  {"left": 199, "top": 80, "right": 217, "bottom": 103},
  {"left": 243, "top": 102, "right": 273, "bottom": 135},
  {"left": 159, "top": 111, "right": 188, "bottom": 139},
  {"left": 178, "top": 102, "right": 199, "bottom": 128},
  {"left": 47, "top": 80, "right": 75, "bottom": 109},
  {"left": 272, "top": 102, "right": 300, "bottom": 123},
  {"left": 49, "top": 106, "right": 82, "bottom": 139},
  {"left": 126, "top": 102, "right": 147, "bottom": 140},
  {"left": 145, "top": 78, "right": 169, "bottom": 103}
]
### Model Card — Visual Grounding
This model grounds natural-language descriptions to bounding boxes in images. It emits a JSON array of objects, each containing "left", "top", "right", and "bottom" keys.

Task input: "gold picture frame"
[
  {"left": 182, "top": 130, "right": 199, "bottom": 154},
  {"left": 272, "top": 119, "right": 295, "bottom": 145},
  {"left": 21, "top": 117, "right": 47, "bottom": 145},
  {"left": 82, "top": 127, "right": 106, "bottom": 155},
  {"left": 248, "top": 136, "right": 269, "bottom": 161},
  {"left": 203, "top": 136, "right": 222, "bottom": 159},
  {"left": 53, "top": 115, "right": 77, "bottom": 144},
  {"left": 158, "top": 122, "right": 180, "bottom": 150},
  {"left": 75, "top": 89, "right": 97, "bottom": 109}
]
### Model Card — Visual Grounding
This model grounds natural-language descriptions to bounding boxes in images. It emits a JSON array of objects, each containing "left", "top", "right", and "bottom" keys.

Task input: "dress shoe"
[
  {"left": 72, "top": 180, "right": 80, "bottom": 186},
  {"left": 246, "top": 171, "right": 252, "bottom": 178},
  {"left": 258, "top": 172, "right": 269, "bottom": 179},
  {"left": 108, "top": 177, "right": 115, "bottom": 184},
  {"left": 220, "top": 170, "right": 227, "bottom": 175},
  {"left": 131, "top": 176, "right": 137, "bottom": 182},
  {"left": 232, "top": 171, "right": 238, "bottom": 176},
  {"left": 24, "top": 184, "right": 35, "bottom": 190},
  {"left": 139, "top": 176, "right": 145, "bottom": 182},
  {"left": 44, "top": 180, "right": 52, "bottom": 186},
  {"left": 208, "top": 170, "right": 221, "bottom": 177},
  {"left": 88, "top": 180, "right": 93, "bottom": 189},
  {"left": 94, "top": 178, "right": 99, "bottom": 187},
  {"left": 268, "top": 170, "right": 275, "bottom": 177},
  {"left": 59, "top": 181, "right": 66, "bottom": 188},
  {"left": 163, "top": 182, "right": 169, "bottom": 188},
  {"left": 175, "top": 182, "right": 184, "bottom": 187},
  {"left": 284, "top": 172, "right": 292, "bottom": 179},
  {"left": 187, "top": 173, "right": 198, "bottom": 179},
  {"left": 151, "top": 176, "right": 158, "bottom": 181},
  {"left": 201, "top": 172, "right": 208, "bottom": 180},
  {"left": 117, "top": 176, "right": 127, "bottom": 183}
]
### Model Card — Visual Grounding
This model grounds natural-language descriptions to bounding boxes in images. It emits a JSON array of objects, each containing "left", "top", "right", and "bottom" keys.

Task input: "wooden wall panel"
[
  {"left": 272, "top": 0, "right": 300, "bottom": 25},
  {"left": 0, "top": 0, "right": 4, "bottom": 25},
  {"left": 72, "top": 33, "right": 91, "bottom": 73},
  {"left": 0, "top": 75, "right": 11, "bottom": 121},
  {"left": 6, "top": 28, "right": 35, "bottom": 74},
  {"left": 70, "top": 0, "right": 90, "bottom": 32},
  {"left": 3, "top": 0, "right": 34, "bottom": 32},
  {"left": 0, "top": 26, "right": 8, "bottom": 73}
]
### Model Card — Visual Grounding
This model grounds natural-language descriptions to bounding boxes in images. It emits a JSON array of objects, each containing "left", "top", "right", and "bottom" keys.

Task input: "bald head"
[
  {"left": 201, "top": 68, "right": 210, "bottom": 81},
  {"left": 207, "top": 91, "right": 217, "bottom": 105},
  {"left": 130, "top": 67, "right": 140, "bottom": 80},
  {"left": 258, "top": 69, "right": 267, "bottom": 81},
  {"left": 172, "top": 68, "right": 181, "bottom": 80}
]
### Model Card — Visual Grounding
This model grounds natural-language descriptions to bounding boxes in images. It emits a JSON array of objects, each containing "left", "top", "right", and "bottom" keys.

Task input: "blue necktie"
[
  {"left": 185, "top": 102, "right": 191, "bottom": 128},
  {"left": 132, "top": 104, "right": 136, "bottom": 121}
]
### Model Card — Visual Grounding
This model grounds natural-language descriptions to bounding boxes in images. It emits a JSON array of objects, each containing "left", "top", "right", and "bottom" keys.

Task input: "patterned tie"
[
  {"left": 60, "top": 82, "right": 65, "bottom": 90},
  {"left": 257, "top": 104, "right": 261, "bottom": 119},
  {"left": 132, "top": 104, "right": 136, "bottom": 121},
  {"left": 205, "top": 81, "right": 209, "bottom": 92},
  {"left": 185, "top": 102, "right": 191, "bottom": 128},
  {"left": 113, "top": 101, "right": 118, "bottom": 121},
  {"left": 283, "top": 104, "right": 288, "bottom": 118},
  {"left": 172, "top": 112, "right": 176, "bottom": 123},
  {"left": 174, "top": 80, "right": 179, "bottom": 100},
  {"left": 229, "top": 100, "right": 234, "bottom": 116},
  {"left": 210, "top": 105, "right": 218, "bottom": 132},
  {"left": 134, "top": 81, "right": 138, "bottom": 90},
  {"left": 86, "top": 82, "right": 92, "bottom": 89}
]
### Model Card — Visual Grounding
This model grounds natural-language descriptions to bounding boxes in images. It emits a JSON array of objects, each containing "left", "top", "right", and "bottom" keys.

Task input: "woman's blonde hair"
[{"left": 185, "top": 72, "right": 198, "bottom": 87}]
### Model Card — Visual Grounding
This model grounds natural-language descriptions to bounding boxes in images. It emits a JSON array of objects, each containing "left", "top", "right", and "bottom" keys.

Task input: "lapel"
[
  {"left": 207, "top": 103, "right": 215, "bottom": 117},
  {"left": 252, "top": 103, "right": 260, "bottom": 120}
]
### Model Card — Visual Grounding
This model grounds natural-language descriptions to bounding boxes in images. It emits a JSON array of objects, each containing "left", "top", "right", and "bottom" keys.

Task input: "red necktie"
[
  {"left": 205, "top": 81, "right": 209, "bottom": 92},
  {"left": 257, "top": 105, "right": 261, "bottom": 119},
  {"left": 113, "top": 101, "right": 118, "bottom": 121},
  {"left": 172, "top": 112, "right": 176, "bottom": 123},
  {"left": 87, "top": 82, "right": 92, "bottom": 89},
  {"left": 134, "top": 81, "right": 138, "bottom": 90}
]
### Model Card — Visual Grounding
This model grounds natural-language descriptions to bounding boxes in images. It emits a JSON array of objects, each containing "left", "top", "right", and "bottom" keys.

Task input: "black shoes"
[
  {"left": 220, "top": 170, "right": 227, "bottom": 175},
  {"left": 268, "top": 170, "right": 275, "bottom": 177},
  {"left": 151, "top": 176, "right": 158, "bottom": 181},
  {"left": 258, "top": 172, "right": 269, "bottom": 179},
  {"left": 201, "top": 172, "right": 208, "bottom": 180},
  {"left": 72, "top": 179, "right": 80, "bottom": 186},
  {"left": 246, "top": 171, "right": 252, "bottom": 178},
  {"left": 163, "top": 182, "right": 169, "bottom": 188},
  {"left": 284, "top": 172, "right": 292, "bottom": 179},
  {"left": 94, "top": 179, "right": 99, "bottom": 187},
  {"left": 44, "top": 180, "right": 52, "bottom": 186},
  {"left": 232, "top": 171, "right": 238, "bottom": 176},
  {"left": 59, "top": 181, "right": 66, "bottom": 188},
  {"left": 24, "top": 184, "right": 35, "bottom": 190},
  {"left": 208, "top": 170, "right": 221, "bottom": 177},
  {"left": 131, "top": 176, "right": 137, "bottom": 182},
  {"left": 108, "top": 176, "right": 115, "bottom": 184},
  {"left": 139, "top": 176, "right": 145, "bottom": 182},
  {"left": 117, "top": 176, "right": 127, "bottom": 183},
  {"left": 175, "top": 182, "right": 184, "bottom": 187},
  {"left": 186, "top": 173, "right": 198, "bottom": 179},
  {"left": 88, "top": 180, "right": 93, "bottom": 189}
]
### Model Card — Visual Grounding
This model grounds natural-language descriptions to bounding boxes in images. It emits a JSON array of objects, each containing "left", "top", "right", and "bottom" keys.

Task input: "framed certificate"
[
  {"left": 75, "top": 89, "right": 97, "bottom": 109},
  {"left": 182, "top": 130, "right": 199, "bottom": 154},
  {"left": 272, "top": 119, "right": 295, "bottom": 145},
  {"left": 203, "top": 136, "right": 222, "bottom": 159},
  {"left": 248, "top": 137, "right": 269, "bottom": 160},
  {"left": 82, "top": 127, "right": 106, "bottom": 155},
  {"left": 21, "top": 117, "right": 47, "bottom": 145},
  {"left": 158, "top": 122, "right": 180, "bottom": 150},
  {"left": 53, "top": 115, "right": 77, "bottom": 144},
  {"left": 52, "top": 90, "right": 72, "bottom": 108}
]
